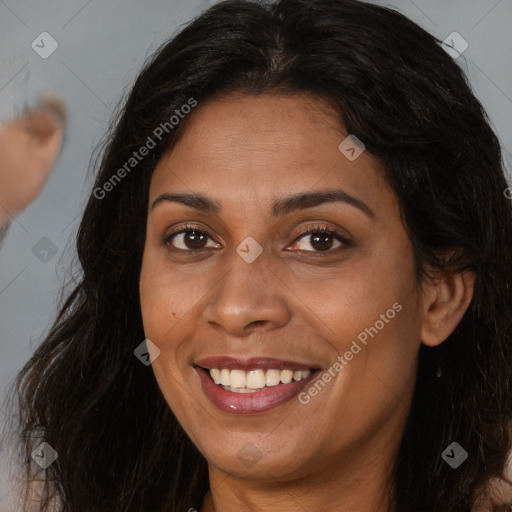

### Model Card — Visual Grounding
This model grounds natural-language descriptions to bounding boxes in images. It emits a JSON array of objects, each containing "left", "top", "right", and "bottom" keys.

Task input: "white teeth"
[
  {"left": 208, "top": 367, "right": 312, "bottom": 391},
  {"left": 280, "top": 369, "right": 293, "bottom": 384},
  {"left": 220, "top": 369, "right": 230, "bottom": 386},
  {"left": 246, "top": 369, "right": 266, "bottom": 389},
  {"left": 265, "top": 369, "right": 281, "bottom": 387},
  {"left": 210, "top": 368, "right": 221, "bottom": 385},
  {"left": 230, "top": 369, "right": 246, "bottom": 388},
  {"left": 228, "top": 385, "right": 259, "bottom": 393}
]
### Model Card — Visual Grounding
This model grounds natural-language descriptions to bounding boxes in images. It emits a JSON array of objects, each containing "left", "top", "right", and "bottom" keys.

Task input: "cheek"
[
  {"left": 139, "top": 252, "right": 199, "bottom": 415},
  {"left": 298, "top": 236, "right": 421, "bottom": 398},
  {"left": 138, "top": 247, "right": 221, "bottom": 397},
  {"left": 288, "top": 239, "right": 416, "bottom": 343},
  {"left": 139, "top": 248, "right": 205, "bottom": 338},
  {"left": 139, "top": 251, "right": 187, "bottom": 380}
]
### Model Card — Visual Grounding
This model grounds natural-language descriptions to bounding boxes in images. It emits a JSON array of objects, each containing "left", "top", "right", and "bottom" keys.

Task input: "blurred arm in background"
[{"left": 0, "top": 96, "right": 66, "bottom": 246}]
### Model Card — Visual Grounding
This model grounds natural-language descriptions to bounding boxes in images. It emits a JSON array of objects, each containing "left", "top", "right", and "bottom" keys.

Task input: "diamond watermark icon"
[
  {"left": 237, "top": 442, "right": 263, "bottom": 468},
  {"left": 441, "top": 442, "right": 468, "bottom": 469},
  {"left": 134, "top": 339, "right": 161, "bottom": 366},
  {"left": 31, "top": 442, "right": 58, "bottom": 469},
  {"left": 31, "top": 32, "right": 59, "bottom": 59},
  {"left": 236, "top": 236, "right": 263, "bottom": 263},
  {"left": 32, "top": 237, "right": 58, "bottom": 263},
  {"left": 338, "top": 134, "right": 365, "bottom": 161},
  {"left": 442, "top": 32, "right": 468, "bottom": 59}
]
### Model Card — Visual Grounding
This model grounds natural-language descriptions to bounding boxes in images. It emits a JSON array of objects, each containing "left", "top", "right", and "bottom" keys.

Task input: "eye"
[
  {"left": 163, "top": 225, "right": 220, "bottom": 251},
  {"left": 290, "top": 225, "right": 351, "bottom": 252},
  {"left": 162, "top": 223, "right": 351, "bottom": 253}
]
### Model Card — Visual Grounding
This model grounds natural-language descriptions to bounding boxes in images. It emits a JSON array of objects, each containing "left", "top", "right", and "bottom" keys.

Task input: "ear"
[
  {"left": 420, "top": 268, "right": 476, "bottom": 347},
  {"left": 0, "top": 96, "right": 66, "bottom": 225}
]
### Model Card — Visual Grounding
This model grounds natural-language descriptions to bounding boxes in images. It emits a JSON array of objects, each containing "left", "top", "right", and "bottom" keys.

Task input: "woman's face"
[{"left": 139, "top": 93, "right": 425, "bottom": 484}]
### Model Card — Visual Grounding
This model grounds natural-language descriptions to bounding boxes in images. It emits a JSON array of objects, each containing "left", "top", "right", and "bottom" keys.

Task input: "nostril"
[{"left": 246, "top": 320, "right": 266, "bottom": 329}]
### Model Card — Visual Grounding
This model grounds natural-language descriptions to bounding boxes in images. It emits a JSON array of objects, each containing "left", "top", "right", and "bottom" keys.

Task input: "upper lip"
[{"left": 194, "top": 356, "right": 321, "bottom": 371}]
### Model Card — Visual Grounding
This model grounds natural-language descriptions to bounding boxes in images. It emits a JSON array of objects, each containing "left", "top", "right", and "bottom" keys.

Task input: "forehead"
[{"left": 149, "top": 93, "right": 393, "bottom": 215}]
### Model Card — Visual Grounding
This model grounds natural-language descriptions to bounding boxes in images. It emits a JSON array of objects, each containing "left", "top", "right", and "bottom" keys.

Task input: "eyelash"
[{"left": 162, "top": 223, "right": 352, "bottom": 254}]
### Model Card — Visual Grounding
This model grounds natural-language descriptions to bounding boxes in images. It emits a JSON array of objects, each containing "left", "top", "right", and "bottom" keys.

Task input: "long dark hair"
[{"left": 4, "top": 0, "right": 512, "bottom": 510}]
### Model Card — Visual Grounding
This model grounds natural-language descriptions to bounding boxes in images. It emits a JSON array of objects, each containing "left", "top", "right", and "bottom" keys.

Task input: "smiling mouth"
[{"left": 197, "top": 366, "right": 321, "bottom": 394}]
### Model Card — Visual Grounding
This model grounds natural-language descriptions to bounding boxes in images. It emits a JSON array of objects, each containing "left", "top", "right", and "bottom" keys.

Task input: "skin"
[
  {"left": 0, "top": 97, "right": 65, "bottom": 228},
  {"left": 139, "top": 93, "right": 475, "bottom": 512}
]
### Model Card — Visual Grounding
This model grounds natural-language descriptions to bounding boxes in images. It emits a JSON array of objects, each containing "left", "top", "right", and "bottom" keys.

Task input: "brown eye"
[
  {"left": 164, "top": 227, "right": 220, "bottom": 251},
  {"left": 291, "top": 226, "right": 350, "bottom": 253},
  {"left": 309, "top": 232, "right": 335, "bottom": 251}
]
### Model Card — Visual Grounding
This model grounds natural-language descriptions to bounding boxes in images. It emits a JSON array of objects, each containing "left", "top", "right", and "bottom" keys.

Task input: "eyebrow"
[{"left": 151, "top": 189, "right": 375, "bottom": 219}]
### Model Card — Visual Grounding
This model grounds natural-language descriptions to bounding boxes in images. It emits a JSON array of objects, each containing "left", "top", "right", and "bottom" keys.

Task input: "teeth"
[
  {"left": 246, "top": 369, "right": 266, "bottom": 389},
  {"left": 208, "top": 367, "right": 312, "bottom": 391},
  {"left": 230, "top": 369, "right": 246, "bottom": 388},
  {"left": 280, "top": 369, "right": 293, "bottom": 384},
  {"left": 210, "top": 368, "right": 221, "bottom": 385},
  {"left": 220, "top": 369, "right": 230, "bottom": 386},
  {"left": 265, "top": 369, "right": 281, "bottom": 387},
  {"left": 229, "top": 386, "right": 259, "bottom": 393}
]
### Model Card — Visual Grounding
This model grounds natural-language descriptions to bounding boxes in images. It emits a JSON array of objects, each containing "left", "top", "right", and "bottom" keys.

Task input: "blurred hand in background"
[{"left": 0, "top": 96, "right": 66, "bottom": 229}]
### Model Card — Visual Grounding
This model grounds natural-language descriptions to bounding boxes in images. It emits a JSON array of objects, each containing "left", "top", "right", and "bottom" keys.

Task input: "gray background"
[{"left": 0, "top": 0, "right": 510, "bottom": 508}]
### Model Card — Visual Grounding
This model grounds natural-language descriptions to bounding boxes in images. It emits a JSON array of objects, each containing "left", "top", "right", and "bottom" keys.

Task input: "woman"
[{"left": 5, "top": 0, "right": 512, "bottom": 510}]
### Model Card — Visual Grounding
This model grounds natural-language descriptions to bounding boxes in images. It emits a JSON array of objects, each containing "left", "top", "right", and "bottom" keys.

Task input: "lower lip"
[{"left": 195, "top": 367, "right": 320, "bottom": 414}]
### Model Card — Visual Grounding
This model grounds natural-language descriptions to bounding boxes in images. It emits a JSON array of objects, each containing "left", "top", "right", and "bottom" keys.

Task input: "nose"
[{"left": 201, "top": 248, "right": 292, "bottom": 337}]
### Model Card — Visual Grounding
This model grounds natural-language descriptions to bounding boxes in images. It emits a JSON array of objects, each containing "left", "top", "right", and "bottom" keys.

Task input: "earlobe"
[{"left": 420, "top": 269, "right": 476, "bottom": 347}]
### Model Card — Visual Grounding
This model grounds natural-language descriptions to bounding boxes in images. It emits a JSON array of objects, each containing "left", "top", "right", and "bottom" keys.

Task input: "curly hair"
[{"left": 4, "top": 0, "right": 512, "bottom": 511}]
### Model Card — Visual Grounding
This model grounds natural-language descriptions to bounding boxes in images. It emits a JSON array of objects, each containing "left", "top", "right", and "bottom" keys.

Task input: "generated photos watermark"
[
  {"left": 441, "top": 442, "right": 468, "bottom": 469},
  {"left": 298, "top": 301, "right": 403, "bottom": 405},
  {"left": 93, "top": 97, "right": 198, "bottom": 200}
]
